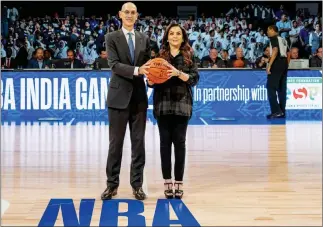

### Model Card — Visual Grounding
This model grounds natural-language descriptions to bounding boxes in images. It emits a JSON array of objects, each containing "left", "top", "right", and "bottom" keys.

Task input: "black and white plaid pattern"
[{"left": 149, "top": 53, "right": 199, "bottom": 118}]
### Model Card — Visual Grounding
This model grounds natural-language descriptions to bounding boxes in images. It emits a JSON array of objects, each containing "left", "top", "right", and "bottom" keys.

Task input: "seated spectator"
[
  {"left": 200, "top": 48, "right": 225, "bottom": 68},
  {"left": 82, "top": 37, "right": 99, "bottom": 67},
  {"left": 0, "top": 4, "right": 319, "bottom": 69},
  {"left": 289, "top": 20, "right": 301, "bottom": 48},
  {"left": 1, "top": 47, "right": 16, "bottom": 69},
  {"left": 310, "top": 47, "right": 322, "bottom": 67},
  {"left": 150, "top": 48, "right": 160, "bottom": 59},
  {"left": 290, "top": 47, "right": 299, "bottom": 59},
  {"left": 228, "top": 47, "right": 249, "bottom": 67},
  {"left": 309, "top": 23, "right": 322, "bottom": 55},
  {"left": 192, "top": 35, "right": 206, "bottom": 59},
  {"left": 27, "top": 47, "right": 51, "bottom": 69},
  {"left": 94, "top": 48, "right": 109, "bottom": 69},
  {"left": 220, "top": 49, "right": 230, "bottom": 68},
  {"left": 255, "top": 46, "right": 270, "bottom": 68},
  {"left": 15, "top": 40, "right": 29, "bottom": 68},
  {"left": 54, "top": 40, "right": 69, "bottom": 59},
  {"left": 299, "top": 23, "right": 311, "bottom": 58},
  {"left": 55, "top": 49, "right": 84, "bottom": 69}
]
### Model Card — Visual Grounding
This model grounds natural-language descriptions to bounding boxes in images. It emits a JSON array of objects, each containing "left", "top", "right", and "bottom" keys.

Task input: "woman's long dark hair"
[{"left": 159, "top": 23, "right": 193, "bottom": 66}]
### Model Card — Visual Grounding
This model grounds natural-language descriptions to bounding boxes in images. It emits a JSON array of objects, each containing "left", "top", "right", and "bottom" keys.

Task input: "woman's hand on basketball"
[{"left": 167, "top": 64, "right": 180, "bottom": 78}]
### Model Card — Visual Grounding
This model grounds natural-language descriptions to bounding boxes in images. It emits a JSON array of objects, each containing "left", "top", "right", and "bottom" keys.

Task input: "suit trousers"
[
  {"left": 106, "top": 100, "right": 147, "bottom": 189},
  {"left": 156, "top": 114, "right": 189, "bottom": 181},
  {"left": 266, "top": 58, "right": 289, "bottom": 114}
]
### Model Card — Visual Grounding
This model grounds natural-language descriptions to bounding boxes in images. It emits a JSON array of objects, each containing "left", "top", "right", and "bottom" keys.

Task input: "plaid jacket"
[{"left": 148, "top": 54, "right": 199, "bottom": 119}]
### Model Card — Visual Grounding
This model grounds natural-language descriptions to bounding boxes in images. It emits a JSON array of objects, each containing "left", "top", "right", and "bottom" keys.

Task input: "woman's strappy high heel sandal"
[
  {"left": 174, "top": 182, "right": 183, "bottom": 199},
  {"left": 164, "top": 182, "right": 174, "bottom": 199}
]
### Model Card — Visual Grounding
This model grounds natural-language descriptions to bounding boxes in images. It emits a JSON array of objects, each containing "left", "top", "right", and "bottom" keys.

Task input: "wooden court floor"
[{"left": 1, "top": 122, "right": 322, "bottom": 226}]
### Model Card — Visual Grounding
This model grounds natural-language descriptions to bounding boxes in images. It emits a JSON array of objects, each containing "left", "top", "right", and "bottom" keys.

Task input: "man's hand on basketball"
[{"left": 139, "top": 60, "right": 151, "bottom": 76}]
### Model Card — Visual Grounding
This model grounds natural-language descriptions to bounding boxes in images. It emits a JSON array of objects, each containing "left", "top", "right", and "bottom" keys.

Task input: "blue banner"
[{"left": 1, "top": 69, "right": 321, "bottom": 124}]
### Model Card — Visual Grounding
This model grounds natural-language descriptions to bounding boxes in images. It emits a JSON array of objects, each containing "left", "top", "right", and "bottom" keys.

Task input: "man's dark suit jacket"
[
  {"left": 1, "top": 57, "right": 17, "bottom": 69},
  {"left": 94, "top": 57, "right": 110, "bottom": 69},
  {"left": 27, "top": 59, "right": 51, "bottom": 69},
  {"left": 310, "top": 56, "right": 322, "bottom": 68},
  {"left": 54, "top": 59, "right": 84, "bottom": 69},
  {"left": 105, "top": 29, "right": 151, "bottom": 110}
]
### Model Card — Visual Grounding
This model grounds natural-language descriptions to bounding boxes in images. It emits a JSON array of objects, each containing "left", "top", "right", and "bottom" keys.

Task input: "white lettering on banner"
[
  {"left": 100, "top": 78, "right": 108, "bottom": 109},
  {"left": 59, "top": 78, "right": 71, "bottom": 109},
  {"left": 251, "top": 85, "right": 267, "bottom": 101},
  {"left": 53, "top": 78, "right": 59, "bottom": 110},
  {"left": 1, "top": 79, "right": 4, "bottom": 109},
  {"left": 21, "top": 78, "right": 25, "bottom": 109},
  {"left": 53, "top": 78, "right": 59, "bottom": 109},
  {"left": 1, "top": 78, "right": 16, "bottom": 110},
  {"left": 21, "top": 78, "right": 71, "bottom": 110},
  {"left": 26, "top": 78, "right": 39, "bottom": 109},
  {"left": 76, "top": 78, "right": 87, "bottom": 109},
  {"left": 75, "top": 77, "right": 109, "bottom": 110},
  {"left": 195, "top": 85, "right": 267, "bottom": 104},
  {"left": 88, "top": 78, "right": 100, "bottom": 109},
  {"left": 41, "top": 78, "right": 52, "bottom": 110}
]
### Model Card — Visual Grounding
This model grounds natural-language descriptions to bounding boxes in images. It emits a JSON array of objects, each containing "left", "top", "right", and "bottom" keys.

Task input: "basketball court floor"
[{"left": 1, "top": 119, "right": 322, "bottom": 226}]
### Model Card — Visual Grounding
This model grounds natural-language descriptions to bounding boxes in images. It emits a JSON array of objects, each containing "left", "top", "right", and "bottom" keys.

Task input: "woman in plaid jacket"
[{"left": 147, "top": 23, "right": 200, "bottom": 199}]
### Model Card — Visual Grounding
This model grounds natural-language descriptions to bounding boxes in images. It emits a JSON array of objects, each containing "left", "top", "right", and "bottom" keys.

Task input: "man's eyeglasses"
[{"left": 121, "top": 10, "right": 137, "bottom": 16}]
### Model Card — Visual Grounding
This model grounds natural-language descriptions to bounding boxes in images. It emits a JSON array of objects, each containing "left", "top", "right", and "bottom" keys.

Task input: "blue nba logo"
[{"left": 38, "top": 199, "right": 200, "bottom": 226}]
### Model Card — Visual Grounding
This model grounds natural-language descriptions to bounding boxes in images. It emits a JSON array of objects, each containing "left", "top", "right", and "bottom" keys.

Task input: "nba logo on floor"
[{"left": 38, "top": 199, "right": 200, "bottom": 226}]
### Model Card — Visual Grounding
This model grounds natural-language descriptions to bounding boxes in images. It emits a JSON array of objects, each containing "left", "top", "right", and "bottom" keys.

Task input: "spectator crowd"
[{"left": 1, "top": 3, "right": 322, "bottom": 69}]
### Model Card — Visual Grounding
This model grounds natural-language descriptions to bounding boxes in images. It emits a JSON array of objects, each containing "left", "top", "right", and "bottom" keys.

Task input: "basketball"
[
  {"left": 233, "top": 59, "right": 245, "bottom": 68},
  {"left": 146, "top": 58, "right": 171, "bottom": 84}
]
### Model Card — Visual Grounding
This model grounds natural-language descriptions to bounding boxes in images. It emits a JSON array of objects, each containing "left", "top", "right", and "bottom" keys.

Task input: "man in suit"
[
  {"left": 94, "top": 48, "right": 110, "bottom": 69},
  {"left": 27, "top": 47, "right": 51, "bottom": 69},
  {"left": 101, "top": 2, "right": 151, "bottom": 200},
  {"left": 1, "top": 47, "right": 16, "bottom": 69},
  {"left": 55, "top": 49, "right": 84, "bottom": 69},
  {"left": 310, "top": 47, "right": 322, "bottom": 67}
]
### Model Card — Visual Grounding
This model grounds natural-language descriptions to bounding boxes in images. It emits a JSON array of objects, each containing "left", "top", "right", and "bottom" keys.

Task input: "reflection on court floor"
[{"left": 1, "top": 121, "right": 322, "bottom": 226}]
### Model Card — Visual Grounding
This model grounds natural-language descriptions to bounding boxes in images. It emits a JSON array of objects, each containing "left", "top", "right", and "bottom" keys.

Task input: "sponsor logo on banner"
[{"left": 286, "top": 77, "right": 322, "bottom": 109}]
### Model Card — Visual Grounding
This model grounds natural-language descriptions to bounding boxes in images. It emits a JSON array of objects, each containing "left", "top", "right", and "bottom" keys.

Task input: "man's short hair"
[
  {"left": 67, "top": 49, "right": 75, "bottom": 56},
  {"left": 268, "top": 25, "right": 278, "bottom": 33},
  {"left": 100, "top": 47, "right": 106, "bottom": 54}
]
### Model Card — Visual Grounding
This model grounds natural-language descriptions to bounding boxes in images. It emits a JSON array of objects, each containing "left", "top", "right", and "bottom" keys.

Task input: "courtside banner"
[{"left": 1, "top": 70, "right": 322, "bottom": 122}]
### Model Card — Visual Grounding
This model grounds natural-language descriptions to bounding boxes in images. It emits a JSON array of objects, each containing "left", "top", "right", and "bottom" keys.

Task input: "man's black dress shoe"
[
  {"left": 266, "top": 112, "right": 285, "bottom": 119},
  {"left": 132, "top": 187, "right": 146, "bottom": 200},
  {"left": 101, "top": 187, "right": 118, "bottom": 200}
]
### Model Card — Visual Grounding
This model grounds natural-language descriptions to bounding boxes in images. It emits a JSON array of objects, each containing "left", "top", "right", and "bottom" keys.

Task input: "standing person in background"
[
  {"left": 266, "top": 25, "right": 289, "bottom": 119},
  {"left": 147, "top": 23, "right": 199, "bottom": 199},
  {"left": 101, "top": 2, "right": 151, "bottom": 201}
]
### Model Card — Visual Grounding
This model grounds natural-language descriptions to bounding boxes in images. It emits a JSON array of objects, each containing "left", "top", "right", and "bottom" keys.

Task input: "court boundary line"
[
  {"left": 1, "top": 199, "right": 10, "bottom": 217},
  {"left": 199, "top": 117, "right": 208, "bottom": 125}
]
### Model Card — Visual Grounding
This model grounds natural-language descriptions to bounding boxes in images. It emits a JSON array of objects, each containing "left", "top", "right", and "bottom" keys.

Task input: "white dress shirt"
[{"left": 121, "top": 26, "right": 139, "bottom": 76}]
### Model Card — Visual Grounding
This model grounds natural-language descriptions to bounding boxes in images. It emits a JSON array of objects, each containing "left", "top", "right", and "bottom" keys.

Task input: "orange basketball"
[
  {"left": 146, "top": 58, "right": 171, "bottom": 84},
  {"left": 233, "top": 59, "right": 245, "bottom": 68}
]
